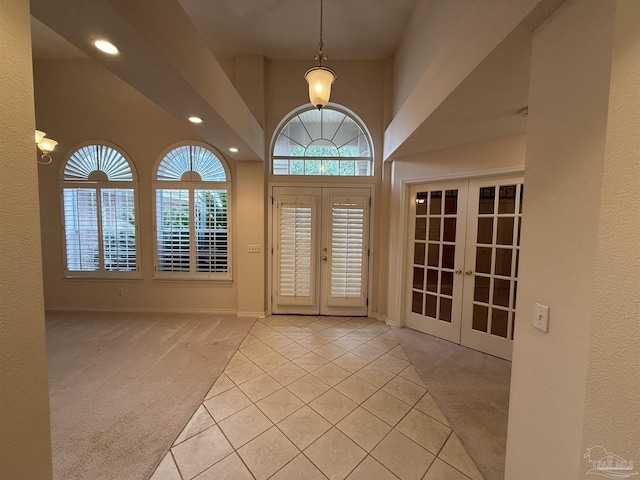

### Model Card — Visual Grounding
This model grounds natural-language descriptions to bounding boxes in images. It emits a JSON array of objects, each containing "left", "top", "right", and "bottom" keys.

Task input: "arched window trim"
[
  {"left": 152, "top": 141, "right": 232, "bottom": 281},
  {"left": 59, "top": 141, "right": 140, "bottom": 278},
  {"left": 270, "top": 103, "right": 375, "bottom": 176}
]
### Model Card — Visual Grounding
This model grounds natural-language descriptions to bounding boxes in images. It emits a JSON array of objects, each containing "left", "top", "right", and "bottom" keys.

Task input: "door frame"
[
  {"left": 267, "top": 182, "right": 376, "bottom": 316},
  {"left": 390, "top": 167, "right": 524, "bottom": 330}
]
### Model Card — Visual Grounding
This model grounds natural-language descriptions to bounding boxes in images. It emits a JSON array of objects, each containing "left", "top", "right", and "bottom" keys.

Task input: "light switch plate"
[{"left": 533, "top": 303, "right": 550, "bottom": 333}]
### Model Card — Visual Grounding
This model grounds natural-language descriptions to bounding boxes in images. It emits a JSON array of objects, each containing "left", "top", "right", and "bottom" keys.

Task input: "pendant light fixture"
[{"left": 305, "top": 0, "right": 336, "bottom": 110}]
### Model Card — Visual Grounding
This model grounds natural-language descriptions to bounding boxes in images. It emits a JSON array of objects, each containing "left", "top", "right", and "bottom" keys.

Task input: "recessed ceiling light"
[
  {"left": 93, "top": 39, "right": 119, "bottom": 55},
  {"left": 228, "top": 147, "right": 239, "bottom": 153},
  {"left": 188, "top": 116, "right": 203, "bottom": 124}
]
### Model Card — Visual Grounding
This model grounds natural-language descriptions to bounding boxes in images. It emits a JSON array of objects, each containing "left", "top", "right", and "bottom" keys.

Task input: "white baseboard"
[
  {"left": 236, "top": 311, "right": 266, "bottom": 318},
  {"left": 384, "top": 317, "right": 399, "bottom": 328},
  {"left": 45, "top": 306, "right": 238, "bottom": 316}
]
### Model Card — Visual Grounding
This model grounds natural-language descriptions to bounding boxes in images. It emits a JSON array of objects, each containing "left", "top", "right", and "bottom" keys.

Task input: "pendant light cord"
[{"left": 316, "top": 0, "right": 327, "bottom": 65}]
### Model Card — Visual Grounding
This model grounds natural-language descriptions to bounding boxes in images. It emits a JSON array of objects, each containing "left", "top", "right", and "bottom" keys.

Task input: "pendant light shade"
[{"left": 305, "top": 66, "right": 336, "bottom": 109}]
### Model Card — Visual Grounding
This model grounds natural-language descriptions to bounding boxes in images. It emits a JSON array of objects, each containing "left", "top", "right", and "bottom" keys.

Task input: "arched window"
[
  {"left": 154, "top": 143, "right": 230, "bottom": 279},
  {"left": 61, "top": 143, "right": 139, "bottom": 277},
  {"left": 272, "top": 105, "right": 374, "bottom": 176}
]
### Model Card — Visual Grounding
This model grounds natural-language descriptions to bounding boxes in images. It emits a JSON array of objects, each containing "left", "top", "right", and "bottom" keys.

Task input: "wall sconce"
[{"left": 35, "top": 130, "right": 58, "bottom": 165}]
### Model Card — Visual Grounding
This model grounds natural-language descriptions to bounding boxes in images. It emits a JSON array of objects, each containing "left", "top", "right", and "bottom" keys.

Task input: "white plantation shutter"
[
  {"left": 276, "top": 194, "right": 315, "bottom": 305},
  {"left": 63, "top": 188, "right": 99, "bottom": 271},
  {"left": 156, "top": 189, "right": 190, "bottom": 272},
  {"left": 327, "top": 195, "right": 368, "bottom": 307},
  {"left": 101, "top": 189, "right": 137, "bottom": 271}
]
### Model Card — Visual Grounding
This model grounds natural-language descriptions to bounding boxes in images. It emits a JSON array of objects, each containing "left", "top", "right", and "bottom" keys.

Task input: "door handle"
[
  {"left": 322, "top": 255, "right": 327, "bottom": 261},
  {"left": 455, "top": 269, "right": 463, "bottom": 275},
  {"left": 465, "top": 270, "right": 473, "bottom": 276}
]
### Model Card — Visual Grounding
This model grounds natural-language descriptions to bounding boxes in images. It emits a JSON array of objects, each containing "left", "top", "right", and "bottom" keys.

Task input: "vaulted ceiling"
[{"left": 29, "top": 0, "right": 565, "bottom": 160}]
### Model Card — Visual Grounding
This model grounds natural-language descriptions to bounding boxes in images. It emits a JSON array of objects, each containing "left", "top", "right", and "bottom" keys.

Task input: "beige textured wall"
[
  {"left": 235, "top": 161, "right": 266, "bottom": 315},
  {"left": 505, "top": 1, "right": 627, "bottom": 478},
  {"left": 35, "top": 59, "right": 239, "bottom": 312},
  {"left": 0, "top": 1, "right": 53, "bottom": 478},
  {"left": 386, "top": 134, "right": 526, "bottom": 323},
  {"left": 580, "top": 0, "right": 640, "bottom": 472}
]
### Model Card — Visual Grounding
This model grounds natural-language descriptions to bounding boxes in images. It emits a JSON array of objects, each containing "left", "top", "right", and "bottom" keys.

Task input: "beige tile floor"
[{"left": 150, "top": 316, "right": 485, "bottom": 480}]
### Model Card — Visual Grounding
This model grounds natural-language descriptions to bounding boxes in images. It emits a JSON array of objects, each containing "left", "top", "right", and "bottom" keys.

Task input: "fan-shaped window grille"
[
  {"left": 154, "top": 143, "right": 231, "bottom": 280},
  {"left": 60, "top": 143, "right": 139, "bottom": 277},
  {"left": 157, "top": 145, "right": 227, "bottom": 181},
  {"left": 272, "top": 106, "right": 373, "bottom": 176},
  {"left": 64, "top": 144, "right": 133, "bottom": 181}
]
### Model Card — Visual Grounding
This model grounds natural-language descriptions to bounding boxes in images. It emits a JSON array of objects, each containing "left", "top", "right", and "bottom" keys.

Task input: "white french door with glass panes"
[
  {"left": 272, "top": 187, "right": 370, "bottom": 315},
  {"left": 405, "top": 176, "right": 523, "bottom": 360}
]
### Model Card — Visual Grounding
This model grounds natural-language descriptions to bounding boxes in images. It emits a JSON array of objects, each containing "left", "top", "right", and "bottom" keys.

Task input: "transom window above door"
[{"left": 272, "top": 105, "right": 373, "bottom": 176}]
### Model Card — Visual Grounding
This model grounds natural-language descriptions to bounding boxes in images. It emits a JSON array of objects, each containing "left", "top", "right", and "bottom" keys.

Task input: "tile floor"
[{"left": 150, "top": 316, "right": 485, "bottom": 480}]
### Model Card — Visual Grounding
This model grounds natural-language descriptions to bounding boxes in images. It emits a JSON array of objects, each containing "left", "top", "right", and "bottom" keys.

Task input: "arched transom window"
[
  {"left": 61, "top": 143, "right": 138, "bottom": 277},
  {"left": 154, "top": 144, "right": 230, "bottom": 279},
  {"left": 272, "top": 106, "right": 373, "bottom": 176}
]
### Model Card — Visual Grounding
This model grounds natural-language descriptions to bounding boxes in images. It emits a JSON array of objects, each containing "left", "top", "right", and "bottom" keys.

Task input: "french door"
[
  {"left": 405, "top": 176, "right": 523, "bottom": 360},
  {"left": 272, "top": 187, "right": 370, "bottom": 316}
]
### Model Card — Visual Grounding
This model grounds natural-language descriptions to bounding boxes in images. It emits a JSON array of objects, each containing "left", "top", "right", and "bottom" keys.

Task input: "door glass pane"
[
  {"left": 491, "top": 309, "right": 509, "bottom": 338},
  {"left": 517, "top": 219, "right": 522, "bottom": 246},
  {"left": 429, "top": 218, "right": 441, "bottom": 241},
  {"left": 413, "top": 267, "right": 424, "bottom": 290},
  {"left": 416, "top": 192, "right": 428, "bottom": 215},
  {"left": 474, "top": 276, "right": 490, "bottom": 303},
  {"left": 441, "top": 271, "right": 453, "bottom": 296},
  {"left": 498, "top": 185, "right": 516, "bottom": 214},
  {"left": 443, "top": 218, "right": 456, "bottom": 242},
  {"left": 476, "top": 247, "right": 492, "bottom": 274},
  {"left": 430, "top": 191, "right": 442, "bottom": 215},
  {"left": 425, "top": 294, "right": 437, "bottom": 318},
  {"left": 428, "top": 244, "right": 439, "bottom": 267},
  {"left": 495, "top": 248, "right": 512, "bottom": 276},
  {"left": 477, "top": 218, "right": 493, "bottom": 244},
  {"left": 412, "top": 291, "right": 423, "bottom": 314},
  {"left": 415, "top": 218, "right": 427, "bottom": 240},
  {"left": 479, "top": 187, "right": 495, "bottom": 214},
  {"left": 426, "top": 269, "right": 438, "bottom": 292},
  {"left": 493, "top": 278, "right": 511, "bottom": 307},
  {"left": 512, "top": 282, "right": 518, "bottom": 308},
  {"left": 444, "top": 190, "right": 458, "bottom": 214},
  {"left": 496, "top": 217, "right": 514, "bottom": 245},
  {"left": 414, "top": 243, "right": 425, "bottom": 265},
  {"left": 472, "top": 304, "right": 488, "bottom": 332},
  {"left": 519, "top": 185, "right": 524, "bottom": 214},
  {"left": 439, "top": 297, "right": 452, "bottom": 323},
  {"left": 442, "top": 245, "right": 455, "bottom": 269}
]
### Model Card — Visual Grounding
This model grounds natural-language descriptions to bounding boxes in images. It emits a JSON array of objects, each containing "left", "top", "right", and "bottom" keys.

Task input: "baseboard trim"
[
  {"left": 45, "top": 306, "right": 238, "bottom": 315},
  {"left": 384, "top": 316, "right": 399, "bottom": 328},
  {"left": 236, "top": 311, "right": 266, "bottom": 318}
]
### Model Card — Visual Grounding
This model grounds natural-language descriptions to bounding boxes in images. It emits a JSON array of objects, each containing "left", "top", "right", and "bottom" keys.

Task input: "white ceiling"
[{"left": 177, "top": 0, "right": 418, "bottom": 60}]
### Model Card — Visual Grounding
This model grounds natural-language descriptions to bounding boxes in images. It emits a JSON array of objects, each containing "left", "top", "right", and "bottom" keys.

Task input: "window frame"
[
  {"left": 270, "top": 103, "right": 375, "bottom": 177},
  {"left": 152, "top": 141, "right": 232, "bottom": 281},
  {"left": 59, "top": 141, "right": 141, "bottom": 279}
]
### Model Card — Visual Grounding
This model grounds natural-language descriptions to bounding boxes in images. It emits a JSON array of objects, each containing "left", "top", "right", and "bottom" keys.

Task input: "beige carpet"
[
  {"left": 393, "top": 328, "right": 511, "bottom": 480},
  {"left": 46, "top": 311, "right": 256, "bottom": 480}
]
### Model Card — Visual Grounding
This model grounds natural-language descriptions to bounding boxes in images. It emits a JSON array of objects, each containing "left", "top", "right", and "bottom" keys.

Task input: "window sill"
[
  {"left": 153, "top": 276, "right": 233, "bottom": 285},
  {"left": 63, "top": 275, "right": 143, "bottom": 282}
]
